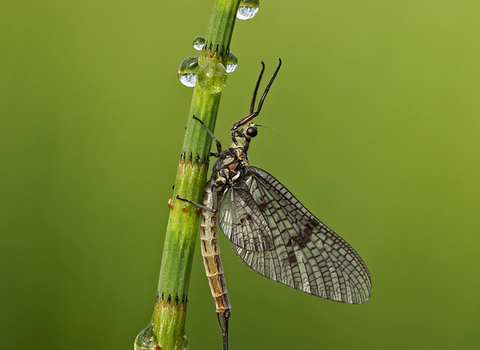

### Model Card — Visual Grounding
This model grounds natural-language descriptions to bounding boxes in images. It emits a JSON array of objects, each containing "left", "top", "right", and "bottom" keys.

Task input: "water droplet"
[
  {"left": 134, "top": 323, "right": 159, "bottom": 350},
  {"left": 197, "top": 61, "right": 227, "bottom": 94},
  {"left": 226, "top": 52, "right": 238, "bottom": 73},
  {"left": 178, "top": 56, "right": 199, "bottom": 87},
  {"left": 192, "top": 36, "right": 206, "bottom": 51},
  {"left": 237, "top": 0, "right": 260, "bottom": 20},
  {"left": 177, "top": 335, "right": 189, "bottom": 350}
]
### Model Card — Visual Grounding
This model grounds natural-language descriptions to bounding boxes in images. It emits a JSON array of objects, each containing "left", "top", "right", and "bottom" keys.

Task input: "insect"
[{"left": 178, "top": 59, "right": 372, "bottom": 350}]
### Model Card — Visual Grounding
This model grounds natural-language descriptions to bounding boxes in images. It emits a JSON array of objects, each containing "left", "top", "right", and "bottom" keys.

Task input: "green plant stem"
[{"left": 150, "top": 1, "right": 241, "bottom": 349}]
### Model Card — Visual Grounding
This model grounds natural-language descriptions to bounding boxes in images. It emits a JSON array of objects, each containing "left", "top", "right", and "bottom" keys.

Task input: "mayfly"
[{"left": 178, "top": 59, "right": 372, "bottom": 350}]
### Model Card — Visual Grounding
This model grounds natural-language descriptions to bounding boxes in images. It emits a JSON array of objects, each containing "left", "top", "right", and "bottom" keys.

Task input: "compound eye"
[{"left": 246, "top": 126, "right": 258, "bottom": 137}]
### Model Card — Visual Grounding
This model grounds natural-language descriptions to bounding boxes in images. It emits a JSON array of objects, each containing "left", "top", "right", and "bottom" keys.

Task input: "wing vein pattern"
[{"left": 227, "top": 166, "right": 371, "bottom": 304}]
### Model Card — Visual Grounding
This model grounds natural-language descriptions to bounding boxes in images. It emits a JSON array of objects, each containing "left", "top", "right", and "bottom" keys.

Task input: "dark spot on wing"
[
  {"left": 257, "top": 197, "right": 267, "bottom": 212},
  {"left": 302, "top": 225, "right": 312, "bottom": 237},
  {"left": 239, "top": 213, "right": 252, "bottom": 226},
  {"left": 288, "top": 250, "right": 297, "bottom": 264},
  {"left": 301, "top": 218, "right": 320, "bottom": 237},
  {"left": 291, "top": 236, "right": 308, "bottom": 249}
]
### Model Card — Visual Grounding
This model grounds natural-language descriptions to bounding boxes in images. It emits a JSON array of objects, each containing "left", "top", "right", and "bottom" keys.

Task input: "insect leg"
[
  {"left": 176, "top": 195, "right": 217, "bottom": 213},
  {"left": 230, "top": 58, "right": 282, "bottom": 131},
  {"left": 192, "top": 115, "right": 222, "bottom": 155}
]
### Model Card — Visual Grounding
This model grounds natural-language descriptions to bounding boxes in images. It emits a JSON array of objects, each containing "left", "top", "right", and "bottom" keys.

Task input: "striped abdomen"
[{"left": 200, "top": 184, "right": 231, "bottom": 319}]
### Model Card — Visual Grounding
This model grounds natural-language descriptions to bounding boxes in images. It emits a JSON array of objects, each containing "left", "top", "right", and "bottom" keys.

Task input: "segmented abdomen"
[{"left": 200, "top": 185, "right": 231, "bottom": 317}]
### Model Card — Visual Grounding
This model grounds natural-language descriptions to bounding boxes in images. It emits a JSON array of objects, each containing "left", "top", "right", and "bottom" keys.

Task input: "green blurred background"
[{"left": 1, "top": 1, "right": 479, "bottom": 349}]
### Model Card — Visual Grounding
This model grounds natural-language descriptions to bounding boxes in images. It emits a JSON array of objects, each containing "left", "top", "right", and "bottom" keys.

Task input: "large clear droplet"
[
  {"left": 192, "top": 36, "right": 206, "bottom": 51},
  {"left": 237, "top": 0, "right": 260, "bottom": 20},
  {"left": 134, "top": 323, "right": 159, "bottom": 350},
  {"left": 197, "top": 61, "right": 227, "bottom": 94},
  {"left": 178, "top": 55, "right": 199, "bottom": 87},
  {"left": 226, "top": 52, "right": 238, "bottom": 73},
  {"left": 178, "top": 335, "right": 189, "bottom": 350}
]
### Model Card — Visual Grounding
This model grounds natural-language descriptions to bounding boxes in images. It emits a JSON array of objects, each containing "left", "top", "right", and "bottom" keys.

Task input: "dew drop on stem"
[
  {"left": 226, "top": 52, "right": 238, "bottom": 73},
  {"left": 178, "top": 55, "right": 199, "bottom": 87},
  {"left": 237, "top": 0, "right": 259, "bottom": 20},
  {"left": 192, "top": 36, "right": 206, "bottom": 51},
  {"left": 134, "top": 323, "right": 159, "bottom": 350}
]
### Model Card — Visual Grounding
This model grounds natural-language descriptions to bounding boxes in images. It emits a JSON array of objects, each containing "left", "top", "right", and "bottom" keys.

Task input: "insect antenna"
[
  {"left": 231, "top": 58, "right": 282, "bottom": 131},
  {"left": 250, "top": 61, "right": 266, "bottom": 114},
  {"left": 254, "top": 58, "right": 282, "bottom": 117}
]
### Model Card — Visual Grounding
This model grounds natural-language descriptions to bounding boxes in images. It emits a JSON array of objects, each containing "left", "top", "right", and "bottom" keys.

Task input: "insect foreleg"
[{"left": 192, "top": 115, "right": 222, "bottom": 154}]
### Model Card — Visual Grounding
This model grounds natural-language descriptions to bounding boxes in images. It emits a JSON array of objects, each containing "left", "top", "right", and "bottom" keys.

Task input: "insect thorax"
[{"left": 211, "top": 148, "right": 249, "bottom": 191}]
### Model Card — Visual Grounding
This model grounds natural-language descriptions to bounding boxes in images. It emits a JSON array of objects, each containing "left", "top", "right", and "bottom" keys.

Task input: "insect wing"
[
  {"left": 218, "top": 185, "right": 274, "bottom": 251},
  {"left": 234, "top": 166, "right": 372, "bottom": 304}
]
